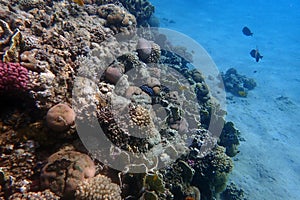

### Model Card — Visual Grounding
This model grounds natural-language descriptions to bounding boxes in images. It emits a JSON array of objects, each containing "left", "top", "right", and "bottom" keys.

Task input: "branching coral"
[{"left": 75, "top": 174, "right": 121, "bottom": 200}]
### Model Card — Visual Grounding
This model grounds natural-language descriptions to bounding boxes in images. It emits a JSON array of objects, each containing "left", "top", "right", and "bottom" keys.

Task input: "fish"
[
  {"left": 238, "top": 90, "right": 247, "bottom": 97},
  {"left": 242, "top": 26, "right": 253, "bottom": 36},
  {"left": 250, "top": 48, "right": 263, "bottom": 62},
  {"left": 73, "top": 0, "right": 84, "bottom": 6}
]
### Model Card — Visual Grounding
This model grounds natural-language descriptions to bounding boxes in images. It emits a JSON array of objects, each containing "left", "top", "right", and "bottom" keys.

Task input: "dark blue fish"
[
  {"left": 140, "top": 85, "right": 155, "bottom": 96},
  {"left": 242, "top": 26, "right": 253, "bottom": 36},
  {"left": 250, "top": 48, "right": 263, "bottom": 62}
]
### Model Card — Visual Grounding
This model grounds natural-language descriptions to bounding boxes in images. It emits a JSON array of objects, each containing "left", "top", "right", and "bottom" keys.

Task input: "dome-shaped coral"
[
  {"left": 75, "top": 174, "right": 121, "bottom": 200},
  {"left": 40, "top": 149, "right": 96, "bottom": 197},
  {"left": 46, "top": 103, "right": 76, "bottom": 132}
]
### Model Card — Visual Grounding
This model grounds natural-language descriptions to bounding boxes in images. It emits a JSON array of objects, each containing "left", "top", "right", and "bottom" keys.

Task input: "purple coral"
[{"left": 0, "top": 61, "right": 29, "bottom": 92}]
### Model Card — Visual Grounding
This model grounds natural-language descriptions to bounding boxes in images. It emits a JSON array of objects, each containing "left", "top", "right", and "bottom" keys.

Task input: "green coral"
[
  {"left": 192, "top": 146, "right": 233, "bottom": 198},
  {"left": 218, "top": 122, "right": 240, "bottom": 157},
  {"left": 143, "top": 172, "right": 165, "bottom": 194}
]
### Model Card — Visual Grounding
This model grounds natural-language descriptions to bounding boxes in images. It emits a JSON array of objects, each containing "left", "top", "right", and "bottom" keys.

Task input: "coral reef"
[
  {"left": 97, "top": 4, "right": 136, "bottom": 35},
  {"left": 119, "top": 0, "right": 155, "bottom": 26},
  {"left": 75, "top": 174, "right": 121, "bottom": 200},
  {"left": 221, "top": 182, "right": 246, "bottom": 200},
  {"left": 221, "top": 67, "right": 257, "bottom": 97},
  {"left": 192, "top": 146, "right": 233, "bottom": 198},
  {"left": 40, "top": 149, "right": 96, "bottom": 197},
  {"left": 0, "top": 139, "right": 38, "bottom": 197},
  {"left": 0, "top": 0, "right": 240, "bottom": 199}
]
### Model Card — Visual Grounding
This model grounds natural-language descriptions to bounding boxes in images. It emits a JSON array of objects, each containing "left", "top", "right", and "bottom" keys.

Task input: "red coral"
[{"left": 0, "top": 61, "right": 29, "bottom": 92}]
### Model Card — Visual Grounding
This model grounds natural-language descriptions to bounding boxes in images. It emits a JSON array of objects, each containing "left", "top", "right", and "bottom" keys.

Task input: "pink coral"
[{"left": 0, "top": 61, "right": 29, "bottom": 92}]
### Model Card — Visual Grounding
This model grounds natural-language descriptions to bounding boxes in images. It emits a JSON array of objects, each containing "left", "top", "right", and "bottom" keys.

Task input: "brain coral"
[
  {"left": 40, "top": 149, "right": 96, "bottom": 197},
  {"left": 75, "top": 174, "right": 121, "bottom": 200},
  {"left": 0, "top": 61, "right": 29, "bottom": 92}
]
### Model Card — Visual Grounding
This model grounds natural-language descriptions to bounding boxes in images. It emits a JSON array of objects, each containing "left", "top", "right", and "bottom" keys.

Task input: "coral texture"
[
  {"left": 8, "top": 189, "right": 59, "bottom": 200},
  {"left": 97, "top": 4, "right": 136, "bottom": 35},
  {"left": 46, "top": 103, "right": 76, "bottom": 132},
  {"left": 40, "top": 149, "right": 96, "bottom": 197},
  {"left": 0, "top": 61, "right": 29, "bottom": 92},
  {"left": 119, "top": 0, "right": 155, "bottom": 26},
  {"left": 75, "top": 174, "right": 121, "bottom": 200}
]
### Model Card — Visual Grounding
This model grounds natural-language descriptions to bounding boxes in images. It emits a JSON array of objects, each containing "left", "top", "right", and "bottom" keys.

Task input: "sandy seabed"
[{"left": 152, "top": 0, "right": 300, "bottom": 199}]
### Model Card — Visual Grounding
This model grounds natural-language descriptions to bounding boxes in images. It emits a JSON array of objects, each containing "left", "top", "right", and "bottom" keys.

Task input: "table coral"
[{"left": 0, "top": 61, "right": 29, "bottom": 92}]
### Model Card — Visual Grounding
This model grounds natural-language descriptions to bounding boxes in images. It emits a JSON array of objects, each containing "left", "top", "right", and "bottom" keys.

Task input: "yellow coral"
[{"left": 3, "top": 29, "right": 22, "bottom": 63}]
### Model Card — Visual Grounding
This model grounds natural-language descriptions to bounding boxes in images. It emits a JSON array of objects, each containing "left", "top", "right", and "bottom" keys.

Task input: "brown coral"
[
  {"left": 8, "top": 189, "right": 60, "bottom": 200},
  {"left": 40, "top": 149, "right": 96, "bottom": 197},
  {"left": 46, "top": 103, "right": 76, "bottom": 132},
  {"left": 97, "top": 4, "right": 136, "bottom": 35}
]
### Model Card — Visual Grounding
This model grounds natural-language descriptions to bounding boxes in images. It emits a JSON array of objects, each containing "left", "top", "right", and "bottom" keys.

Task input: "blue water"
[{"left": 152, "top": 0, "right": 300, "bottom": 199}]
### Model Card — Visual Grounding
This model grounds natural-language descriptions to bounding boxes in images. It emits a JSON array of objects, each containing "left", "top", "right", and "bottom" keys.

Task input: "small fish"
[
  {"left": 140, "top": 85, "right": 155, "bottom": 96},
  {"left": 242, "top": 26, "right": 253, "bottom": 36},
  {"left": 250, "top": 48, "right": 263, "bottom": 62},
  {"left": 73, "top": 0, "right": 84, "bottom": 6},
  {"left": 238, "top": 90, "right": 247, "bottom": 97}
]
